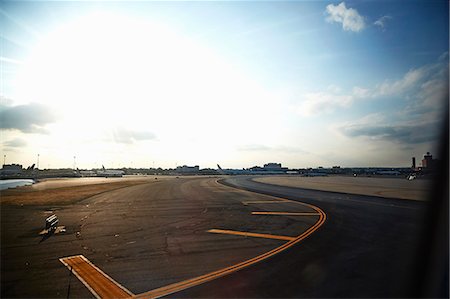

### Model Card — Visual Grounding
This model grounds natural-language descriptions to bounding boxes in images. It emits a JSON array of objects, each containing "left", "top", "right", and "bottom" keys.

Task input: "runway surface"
[
  {"left": 190, "top": 176, "right": 427, "bottom": 298},
  {"left": 1, "top": 177, "right": 323, "bottom": 298},
  {"left": 1, "top": 176, "right": 430, "bottom": 298},
  {"left": 253, "top": 175, "right": 431, "bottom": 200}
]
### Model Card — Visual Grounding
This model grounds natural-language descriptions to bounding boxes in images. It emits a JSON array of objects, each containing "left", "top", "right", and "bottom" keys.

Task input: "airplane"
[
  {"left": 76, "top": 168, "right": 96, "bottom": 177},
  {"left": 96, "top": 165, "right": 124, "bottom": 177},
  {"left": 217, "top": 164, "right": 251, "bottom": 175},
  {"left": 217, "top": 164, "right": 290, "bottom": 175}
]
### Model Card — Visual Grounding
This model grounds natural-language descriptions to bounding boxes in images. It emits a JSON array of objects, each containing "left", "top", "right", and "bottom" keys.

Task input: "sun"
[{"left": 12, "top": 10, "right": 282, "bottom": 167}]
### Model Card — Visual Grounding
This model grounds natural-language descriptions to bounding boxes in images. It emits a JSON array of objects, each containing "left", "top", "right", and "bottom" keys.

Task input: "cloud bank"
[
  {"left": 296, "top": 89, "right": 353, "bottom": 116},
  {"left": 111, "top": 127, "right": 156, "bottom": 144},
  {"left": 297, "top": 55, "right": 448, "bottom": 118},
  {"left": 295, "top": 53, "right": 448, "bottom": 147},
  {"left": 0, "top": 101, "right": 56, "bottom": 133},
  {"left": 340, "top": 115, "right": 441, "bottom": 145},
  {"left": 3, "top": 138, "right": 27, "bottom": 148},
  {"left": 337, "top": 57, "right": 448, "bottom": 145}
]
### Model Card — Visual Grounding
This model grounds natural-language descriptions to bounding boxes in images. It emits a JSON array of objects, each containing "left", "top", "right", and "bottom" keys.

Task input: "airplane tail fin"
[
  {"left": 102, "top": 165, "right": 105, "bottom": 170},
  {"left": 217, "top": 164, "right": 223, "bottom": 170}
]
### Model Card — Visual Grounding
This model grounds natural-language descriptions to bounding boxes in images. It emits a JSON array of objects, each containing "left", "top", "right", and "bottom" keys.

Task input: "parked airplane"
[
  {"left": 97, "top": 165, "right": 124, "bottom": 177},
  {"left": 217, "top": 164, "right": 251, "bottom": 175},
  {"left": 76, "top": 168, "right": 96, "bottom": 177},
  {"left": 217, "top": 164, "right": 286, "bottom": 175}
]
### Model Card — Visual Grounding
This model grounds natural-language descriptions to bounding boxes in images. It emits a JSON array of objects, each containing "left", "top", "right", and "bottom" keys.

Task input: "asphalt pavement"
[
  {"left": 174, "top": 176, "right": 429, "bottom": 298},
  {"left": 1, "top": 177, "right": 321, "bottom": 298},
  {"left": 1, "top": 176, "right": 441, "bottom": 298}
]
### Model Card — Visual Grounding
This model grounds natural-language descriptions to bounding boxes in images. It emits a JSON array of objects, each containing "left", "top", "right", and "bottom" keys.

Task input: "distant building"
[
  {"left": 176, "top": 165, "right": 199, "bottom": 174},
  {"left": 412, "top": 157, "right": 416, "bottom": 170},
  {"left": 421, "top": 152, "right": 440, "bottom": 172},
  {"left": 0, "top": 164, "right": 23, "bottom": 176},
  {"left": 263, "top": 163, "right": 288, "bottom": 172},
  {"left": 422, "top": 152, "right": 432, "bottom": 168},
  {"left": 263, "top": 163, "right": 282, "bottom": 169},
  {"left": 249, "top": 166, "right": 263, "bottom": 172},
  {"left": 331, "top": 166, "right": 344, "bottom": 174}
]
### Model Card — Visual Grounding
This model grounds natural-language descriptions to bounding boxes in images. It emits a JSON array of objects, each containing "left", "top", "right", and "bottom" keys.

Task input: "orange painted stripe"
[
  {"left": 60, "top": 255, "right": 133, "bottom": 299},
  {"left": 251, "top": 212, "right": 321, "bottom": 216},
  {"left": 60, "top": 180, "right": 327, "bottom": 299},
  {"left": 207, "top": 228, "right": 295, "bottom": 241},
  {"left": 135, "top": 205, "right": 326, "bottom": 299},
  {"left": 243, "top": 200, "right": 288, "bottom": 204}
]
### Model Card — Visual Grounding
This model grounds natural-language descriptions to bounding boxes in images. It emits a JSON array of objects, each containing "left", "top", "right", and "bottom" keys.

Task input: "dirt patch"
[
  {"left": 0, "top": 180, "right": 150, "bottom": 205},
  {"left": 30, "top": 176, "right": 172, "bottom": 190}
]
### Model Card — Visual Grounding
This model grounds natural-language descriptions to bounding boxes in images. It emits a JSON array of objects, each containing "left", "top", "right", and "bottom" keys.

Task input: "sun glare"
[{"left": 12, "top": 10, "right": 281, "bottom": 165}]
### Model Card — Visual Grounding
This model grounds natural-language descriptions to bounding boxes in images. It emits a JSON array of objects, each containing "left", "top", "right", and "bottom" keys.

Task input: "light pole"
[
  {"left": 37, "top": 154, "right": 40, "bottom": 169},
  {"left": 3, "top": 155, "right": 5, "bottom": 167},
  {"left": 73, "top": 156, "right": 76, "bottom": 170}
]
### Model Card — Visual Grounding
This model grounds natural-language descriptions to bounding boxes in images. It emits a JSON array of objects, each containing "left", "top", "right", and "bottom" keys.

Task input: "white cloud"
[
  {"left": 326, "top": 84, "right": 342, "bottom": 93},
  {"left": 237, "top": 144, "right": 271, "bottom": 152},
  {"left": 438, "top": 51, "right": 449, "bottom": 61},
  {"left": 375, "top": 67, "right": 426, "bottom": 97},
  {"left": 352, "top": 86, "right": 370, "bottom": 98},
  {"left": 110, "top": 127, "right": 156, "bottom": 144},
  {"left": 338, "top": 115, "right": 441, "bottom": 145},
  {"left": 334, "top": 55, "right": 448, "bottom": 146},
  {"left": 3, "top": 138, "right": 27, "bottom": 148},
  {"left": 296, "top": 53, "right": 448, "bottom": 122},
  {"left": 374, "top": 15, "right": 392, "bottom": 30},
  {"left": 296, "top": 91, "right": 353, "bottom": 117},
  {"left": 420, "top": 76, "right": 448, "bottom": 108},
  {"left": 351, "top": 60, "right": 444, "bottom": 101},
  {"left": 325, "top": 2, "right": 366, "bottom": 32},
  {"left": 0, "top": 102, "right": 56, "bottom": 134},
  {"left": 296, "top": 85, "right": 373, "bottom": 117}
]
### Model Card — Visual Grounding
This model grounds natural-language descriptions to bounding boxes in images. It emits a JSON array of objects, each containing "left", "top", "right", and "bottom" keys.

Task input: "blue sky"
[{"left": 0, "top": 1, "right": 448, "bottom": 169}]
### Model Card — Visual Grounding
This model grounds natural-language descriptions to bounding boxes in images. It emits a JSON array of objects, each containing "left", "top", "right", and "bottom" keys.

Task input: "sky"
[{"left": 0, "top": 1, "right": 448, "bottom": 169}]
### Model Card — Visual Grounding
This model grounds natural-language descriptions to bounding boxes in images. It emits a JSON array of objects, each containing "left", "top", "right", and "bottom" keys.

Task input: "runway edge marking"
[{"left": 134, "top": 180, "right": 326, "bottom": 299}]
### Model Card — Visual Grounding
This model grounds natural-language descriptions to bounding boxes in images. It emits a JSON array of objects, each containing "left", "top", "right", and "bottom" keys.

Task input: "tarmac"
[
  {"left": 254, "top": 175, "right": 432, "bottom": 200},
  {"left": 0, "top": 175, "right": 437, "bottom": 298},
  {"left": 1, "top": 177, "right": 322, "bottom": 298}
]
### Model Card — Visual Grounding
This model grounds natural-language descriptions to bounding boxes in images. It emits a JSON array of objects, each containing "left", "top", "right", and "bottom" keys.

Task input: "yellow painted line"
[
  {"left": 207, "top": 229, "right": 295, "bottom": 241},
  {"left": 243, "top": 200, "right": 288, "bottom": 204},
  {"left": 251, "top": 212, "right": 321, "bottom": 216},
  {"left": 59, "top": 179, "right": 327, "bottom": 299},
  {"left": 60, "top": 255, "right": 133, "bottom": 299},
  {"left": 135, "top": 203, "right": 326, "bottom": 299}
]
